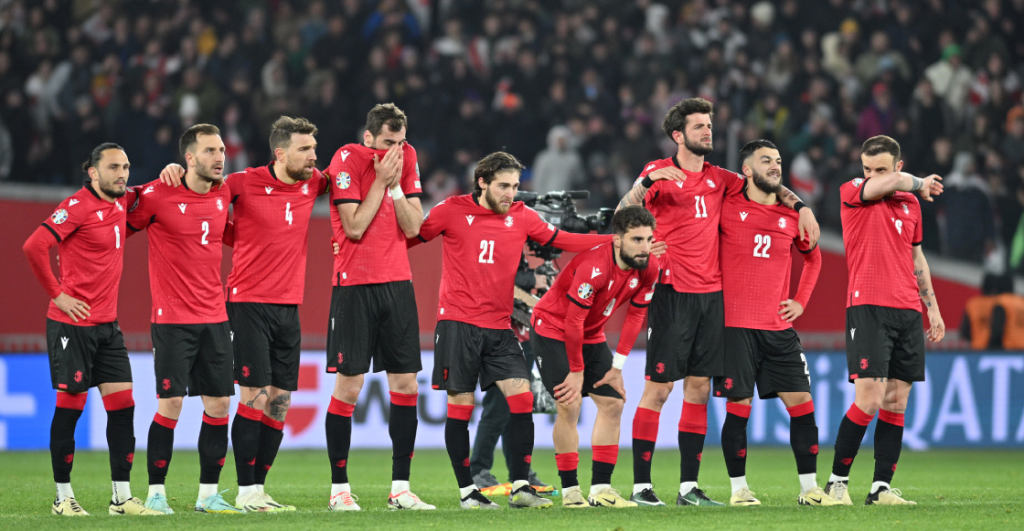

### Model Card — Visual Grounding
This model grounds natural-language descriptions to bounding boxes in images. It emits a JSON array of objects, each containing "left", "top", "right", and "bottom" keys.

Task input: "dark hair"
[
  {"left": 662, "top": 97, "right": 714, "bottom": 140},
  {"left": 365, "top": 103, "right": 408, "bottom": 137},
  {"left": 269, "top": 116, "right": 318, "bottom": 152},
  {"left": 81, "top": 142, "right": 125, "bottom": 174},
  {"left": 611, "top": 205, "right": 657, "bottom": 236},
  {"left": 474, "top": 151, "right": 524, "bottom": 194},
  {"left": 862, "top": 135, "right": 901, "bottom": 162},
  {"left": 739, "top": 139, "right": 778, "bottom": 164},
  {"left": 179, "top": 123, "right": 221, "bottom": 159}
]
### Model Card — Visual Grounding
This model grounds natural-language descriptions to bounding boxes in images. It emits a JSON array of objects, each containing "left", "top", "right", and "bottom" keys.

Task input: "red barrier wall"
[{"left": 1, "top": 199, "right": 977, "bottom": 350}]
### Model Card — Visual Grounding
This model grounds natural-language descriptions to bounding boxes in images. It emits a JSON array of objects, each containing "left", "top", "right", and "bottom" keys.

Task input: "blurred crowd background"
[{"left": 2, "top": 0, "right": 1024, "bottom": 269}]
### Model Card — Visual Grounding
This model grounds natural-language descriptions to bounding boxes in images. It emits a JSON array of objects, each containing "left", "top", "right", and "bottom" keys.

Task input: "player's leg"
[
  {"left": 254, "top": 386, "right": 293, "bottom": 510},
  {"left": 630, "top": 380, "right": 672, "bottom": 504},
  {"left": 193, "top": 322, "right": 243, "bottom": 514},
  {"left": 46, "top": 319, "right": 94, "bottom": 515},
  {"left": 777, "top": 391, "right": 838, "bottom": 506},
  {"left": 469, "top": 385, "right": 508, "bottom": 489},
  {"left": 588, "top": 394, "right": 635, "bottom": 507},
  {"left": 531, "top": 330, "right": 584, "bottom": 506},
  {"left": 326, "top": 373, "right": 362, "bottom": 511},
  {"left": 385, "top": 372, "right": 432, "bottom": 508},
  {"left": 715, "top": 327, "right": 757, "bottom": 506},
  {"left": 145, "top": 324, "right": 192, "bottom": 514}
]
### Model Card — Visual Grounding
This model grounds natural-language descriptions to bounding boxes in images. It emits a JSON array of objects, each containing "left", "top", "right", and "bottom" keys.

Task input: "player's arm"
[
  {"left": 780, "top": 245, "right": 822, "bottom": 322},
  {"left": 862, "top": 172, "right": 943, "bottom": 202},
  {"left": 775, "top": 186, "right": 820, "bottom": 248},
  {"left": 126, "top": 181, "right": 159, "bottom": 235},
  {"left": 407, "top": 200, "right": 448, "bottom": 248},
  {"left": 615, "top": 165, "right": 684, "bottom": 211},
  {"left": 913, "top": 246, "right": 945, "bottom": 342},
  {"left": 392, "top": 195, "right": 423, "bottom": 238},
  {"left": 158, "top": 163, "right": 185, "bottom": 187},
  {"left": 222, "top": 220, "right": 235, "bottom": 247},
  {"left": 547, "top": 231, "right": 614, "bottom": 252},
  {"left": 23, "top": 214, "right": 91, "bottom": 322},
  {"left": 336, "top": 146, "right": 401, "bottom": 240}
]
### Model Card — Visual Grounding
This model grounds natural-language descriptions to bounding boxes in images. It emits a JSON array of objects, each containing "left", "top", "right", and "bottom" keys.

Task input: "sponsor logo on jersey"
[
  {"left": 645, "top": 163, "right": 656, "bottom": 172},
  {"left": 95, "top": 210, "right": 104, "bottom": 221},
  {"left": 466, "top": 215, "right": 475, "bottom": 225},
  {"left": 676, "top": 181, "right": 684, "bottom": 188},
  {"left": 591, "top": 267, "right": 602, "bottom": 279},
  {"left": 143, "top": 186, "right": 155, "bottom": 194},
  {"left": 68, "top": 199, "right": 79, "bottom": 206},
  {"left": 779, "top": 217, "right": 787, "bottom": 228},
  {"left": 850, "top": 328, "right": 856, "bottom": 340},
  {"left": 265, "top": 186, "right": 274, "bottom": 194},
  {"left": 505, "top": 215, "right": 514, "bottom": 227},
  {"left": 51, "top": 209, "right": 69, "bottom": 224},
  {"left": 60, "top": 337, "right": 69, "bottom": 349},
  {"left": 336, "top": 172, "right": 351, "bottom": 189},
  {"left": 340, "top": 150, "right": 351, "bottom": 161},
  {"left": 630, "top": 278, "right": 639, "bottom": 289},
  {"left": 178, "top": 203, "right": 187, "bottom": 214},
  {"left": 740, "top": 212, "right": 748, "bottom": 221},
  {"left": 577, "top": 283, "right": 594, "bottom": 300}
]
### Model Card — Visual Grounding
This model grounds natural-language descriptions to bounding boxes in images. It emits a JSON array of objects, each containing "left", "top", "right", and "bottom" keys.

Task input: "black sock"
[
  {"left": 254, "top": 416, "right": 284, "bottom": 485},
  {"left": 506, "top": 412, "right": 534, "bottom": 482},
  {"left": 592, "top": 461, "right": 615, "bottom": 485},
  {"left": 326, "top": 398, "right": 353, "bottom": 484},
  {"left": 832, "top": 404, "right": 873, "bottom": 478},
  {"left": 231, "top": 405, "right": 263, "bottom": 487},
  {"left": 790, "top": 411, "right": 819, "bottom": 475},
  {"left": 873, "top": 411, "right": 904, "bottom": 484},
  {"left": 555, "top": 453, "right": 580, "bottom": 489},
  {"left": 147, "top": 414, "right": 176, "bottom": 485},
  {"left": 678, "top": 432, "right": 707, "bottom": 483},
  {"left": 102, "top": 390, "right": 136, "bottom": 482},
  {"left": 632, "top": 407, "right": 660, "bottom": 485},
  {"left": 389, "top": 392, "right": 418, "bottom": 482},
  {"left": 445, "top": 404, "right": 475, "bottom": 488},
  {"left": 50, "top": 397, "right": 85, "bottom": 483},
  {"left": 198, "top": 413, "right": 228, "bottom": 484},
  {"left": 721, "top": 406, "right": 750, "bottom": 479}
]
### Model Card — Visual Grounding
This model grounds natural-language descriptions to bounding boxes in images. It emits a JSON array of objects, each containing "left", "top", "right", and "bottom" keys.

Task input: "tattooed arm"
[
  {"left": 615, "top": 166, "right": 685, "bottom": 211},
  {"left": 912, "top": 246, "right": 945, "bottom": 342}
]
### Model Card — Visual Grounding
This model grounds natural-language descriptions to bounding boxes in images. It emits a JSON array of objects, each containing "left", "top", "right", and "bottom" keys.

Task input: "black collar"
[
  {"left": 268, "top": 161, "right": 279, "bottom": 181},
  {"left": 83, "top": 181, "right": 101, "bottom": 200}
]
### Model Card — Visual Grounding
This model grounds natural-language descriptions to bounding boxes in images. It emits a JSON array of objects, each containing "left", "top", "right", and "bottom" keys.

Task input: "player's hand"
[
  {"left": 331, "top": 237, "right": 340, "bottom": 255},
  {"left": 534, "top": 273, "right": 549, "bottom": 291},
  {"left": 778, "top": 299, "right": 804, "bottom": 322},
  {"left": 373, "top": 144, "right": 403, "bottom": 189},
  {"left": 927, "top": 309, "right": 945, "bottom": 342},
  {"left": 798, "top": 207, "right": 820, "bottom": 248},
  {"left": 54, "top": 292, "right": 91, "bottom": 323},
  {"left": 918, "top": 174, "right": 944, "bottom": 202},
  {"left": 651, "top": 240, "right": 667, "bottom": 257},
  {"left": 648, "top": 166, "right": 686, "bottom": 182},
  {"left": 554, "top": 371, "right": 584, "bottom": 404},
  {"left": 593, "top": 368, "right": 626, "bottom": 401},
  {"left": 159, "top": 163, "right": 185, "bottom": 187}
]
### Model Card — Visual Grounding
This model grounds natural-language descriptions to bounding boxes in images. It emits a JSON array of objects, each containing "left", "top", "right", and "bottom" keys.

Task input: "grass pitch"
[{"left": 0, "top": 447, "right": 1020, "bottom": 530}]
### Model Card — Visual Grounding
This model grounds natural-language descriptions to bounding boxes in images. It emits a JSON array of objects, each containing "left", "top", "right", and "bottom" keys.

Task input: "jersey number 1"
[{"left": 479, "top": 240, "right": 495, "bottom": 263}]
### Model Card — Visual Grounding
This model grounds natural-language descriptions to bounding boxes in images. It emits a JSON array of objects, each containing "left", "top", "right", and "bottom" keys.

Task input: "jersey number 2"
[
  {"left": 479, "top": 240, "right": 495, "bottom": 263},
  {"left": 201, "top": 221, "right": 209, "bottom": 245}
]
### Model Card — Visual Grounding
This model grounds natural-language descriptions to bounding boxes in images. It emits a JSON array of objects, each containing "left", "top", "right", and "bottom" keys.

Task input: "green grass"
[{"left": 1, "top": 448, "right": 1020, "bottom": 530}]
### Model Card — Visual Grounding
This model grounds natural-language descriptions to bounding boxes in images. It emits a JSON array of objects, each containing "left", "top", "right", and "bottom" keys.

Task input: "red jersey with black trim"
[
  {"left": 531, "top": 243, "right": 659, "bottom": 343},
  {"left": 224, "top": 164, "right": 329, "bottom": 304},
  {"left": 415, "top": 195, "right": 612, "bottom": 329},
  {"left": 840, "top": 177, "right": 923, "bottom": 312},
  {"left": 720, "top": 188, "right": 818, "bottom": 330},
  {"left": 39, "top": 183, "right": 132, "bottom": 324},
  {"left": 127, "top": 179, "right": 231, "bottom": 323},
  {"left": 327, "top": 142, "right": 423, "bottom": 286},
  {"left": 638, "top": 158, "right": 745, "bottom": 293}
]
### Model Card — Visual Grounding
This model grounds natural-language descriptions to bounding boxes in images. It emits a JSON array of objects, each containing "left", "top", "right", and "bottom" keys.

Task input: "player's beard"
[
  {"left": 484, "top": 188, "right": 511, "bottom": 214},
  {"left": 286, "top": 159, "right": 314, "bottom": 181},
  {"left": 98, "top": 176, "right": 127, "bottom": 198},
  {"left": 619, "top": 247, "right": 649, "bottom": 270},
  {"left": 684, "top": 135, "right": 713, "bottom": 157},
  {"left": 752, "top": 168, "right": 782, "bottom": 195},
  {"left": 195, "top": 162, "right": 223, "bottom": 184}
]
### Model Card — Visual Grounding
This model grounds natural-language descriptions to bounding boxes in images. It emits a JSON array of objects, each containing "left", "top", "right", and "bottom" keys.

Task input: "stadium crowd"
[{"left": 2, "top": 0, "right": 1024, "bottom": 266}]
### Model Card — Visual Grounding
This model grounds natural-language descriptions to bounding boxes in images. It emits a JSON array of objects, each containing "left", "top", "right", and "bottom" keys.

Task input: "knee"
[
  {"left": 646, "top": 384, "right": 672, "bottom": 406},
  {"left": 389, "top": 374, "right": 419, "bottom": 395},
  {"left": 161, "top": 396, "right": 184, "bottom": 415},
  {"left": 335, "top": 377, "right": 363, "bottom": 404},
  {"left": 601, "top": 399, "right": 624, "bottom": 419},
  {"left": 558, "top": 401, "right": 581, "bottom": 422},
  {"left": 854, "top": 394, "right": 883, "bottom": 416},
  {"left": 205, "top": 397, "right": 231, "bottom": 418},
  {"left": 684, "top": 378, "right": 711, "bottom": 404}
]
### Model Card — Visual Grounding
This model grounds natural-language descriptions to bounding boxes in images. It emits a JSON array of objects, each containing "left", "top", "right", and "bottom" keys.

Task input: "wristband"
[
  {"left": 641, "top": 176, "right": 655, "bottom": 188},
  {"left": 794, "top": 201, "right": 807, "bottom": 212},
  {"left": 612, "top": 353, "right": 628, "bottom": 370},
  {"left": 390, "top": 185, "right": 404, "bottom": 200}
]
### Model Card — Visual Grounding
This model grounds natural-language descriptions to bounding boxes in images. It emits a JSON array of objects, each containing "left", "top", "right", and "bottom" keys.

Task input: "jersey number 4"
[{"left": 753, "top": 234, "right": 772, "bottom": 258}]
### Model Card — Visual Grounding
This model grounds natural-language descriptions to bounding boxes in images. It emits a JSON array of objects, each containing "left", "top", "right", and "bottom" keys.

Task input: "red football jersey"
[
  {"left": 531, "top": 243, "right": 659, "bottom": 343},
  {"left": 327, "top": 142, "right": 423, "bottom": 286},
  {"left": 224, "top": 165, "right": 329, "bottom": 304},
  {"left": 638, "top": 159, "right": 745, "bottom": 293},
  {"left": 720, "top": 189, "right": 817, "bottom": 330},
  {"left": 840, "top": 178, "right": 923, "bottom": 312},
  {"left": 127, "top": 179, "right": 231, "bottom": 323},
  {"left": 416, "top": 195, "right": 612, "bottom": 329},
  {"left": 38, "top": 184, "right": 132, "bottom": 324}
]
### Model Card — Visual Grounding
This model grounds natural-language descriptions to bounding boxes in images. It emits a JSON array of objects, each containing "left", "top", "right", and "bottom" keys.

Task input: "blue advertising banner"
[{"left": 0, "top": 352, "right": 1022, "bottom": 450}]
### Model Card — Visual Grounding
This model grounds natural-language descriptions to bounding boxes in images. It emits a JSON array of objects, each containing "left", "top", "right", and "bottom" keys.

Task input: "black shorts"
[
  {"left": 152, "top": 322, "right": 234, "bottom": 398},
  {"left": 326, "top": 281, "right": 422, "bottom": 375},
  {"left": 432, "top": 320, "right": 530, "bottom": 393},
  {"left": 227, "top": 302, "right": 301, "bottom": 391},
  {"left": 714, "top": 327, "right": 810, "bottom": 399},
  {"left": 46, "top": 319, "right": 132, "bottom": 393},
  {"left": 531, "top": 329, "right": 621, "bottom": 400},
  {"left": 646, "top": 287, "right": 725, "bottom": 382},
  {"left": 846, "top": 305, "right": 926, "bottom": 383}
]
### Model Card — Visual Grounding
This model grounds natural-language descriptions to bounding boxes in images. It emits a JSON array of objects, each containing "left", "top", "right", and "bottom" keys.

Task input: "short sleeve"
[
  {"left": 329, "top": 149, "right": 363, "bottom": 204},
  {"left": 722, "top": 169, "right": 746, "bottom": 197},
  {"left": 417, "top": 200, "right": 449, "bottom": 243},
  {"left": 566, "top": 266, "right": 598, "bottom": 310},
  {"left": 41, "top": 196, "right": 86, "bottom": 242},
  {"left": 630, "top": 255, "right": 660, "bottom": 307},
  {"left": 126, "top": 180, "right": 159, "bottom": 232},
  {"left": 840, "top": 178, "right": 868, "bottom": 207},
  {"left": 524, "top": 207, "right": 559, "bottom": 246},
  {"left": 401, "top": 145, "right": 423, "bottom": 198}
]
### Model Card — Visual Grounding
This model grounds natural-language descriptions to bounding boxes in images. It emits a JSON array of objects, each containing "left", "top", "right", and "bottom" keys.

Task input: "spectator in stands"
[{"left": 531, "top": 124, "right": 584, "bottom": 194}]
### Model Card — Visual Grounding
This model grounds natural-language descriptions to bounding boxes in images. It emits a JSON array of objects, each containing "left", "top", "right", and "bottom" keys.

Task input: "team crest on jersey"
[
  {"left": 217, "top": 198, "right": 224, "bottom": 211},
  {"left": 630, "top": 278, "right": 639, "bottom": 289},
  {"left": 706, "top": 179, "right": 716, "bottom": 188},
  {"left": 577, "top": 283, "right": 594, "bottom": 300},
  {"left": 302, "top": 183, "right": 309, "bottom": 195},
  {"left": 336, "top": 172, "right": 351, "bottom": 189},
  {"left": 903, "top": 203, "right": 909, "bottom": 215},
  {"left": 779, "top": 217, "right": 787, "bottom": 228},
  {"left": 505, "top": 215, "right": 514, "bottom": 227},
  {"left": 853, "top": 178, "right": 864, "bottom": 188},
  {"left": 51, "top": 209, "right": 69, "bottom": 224}
]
